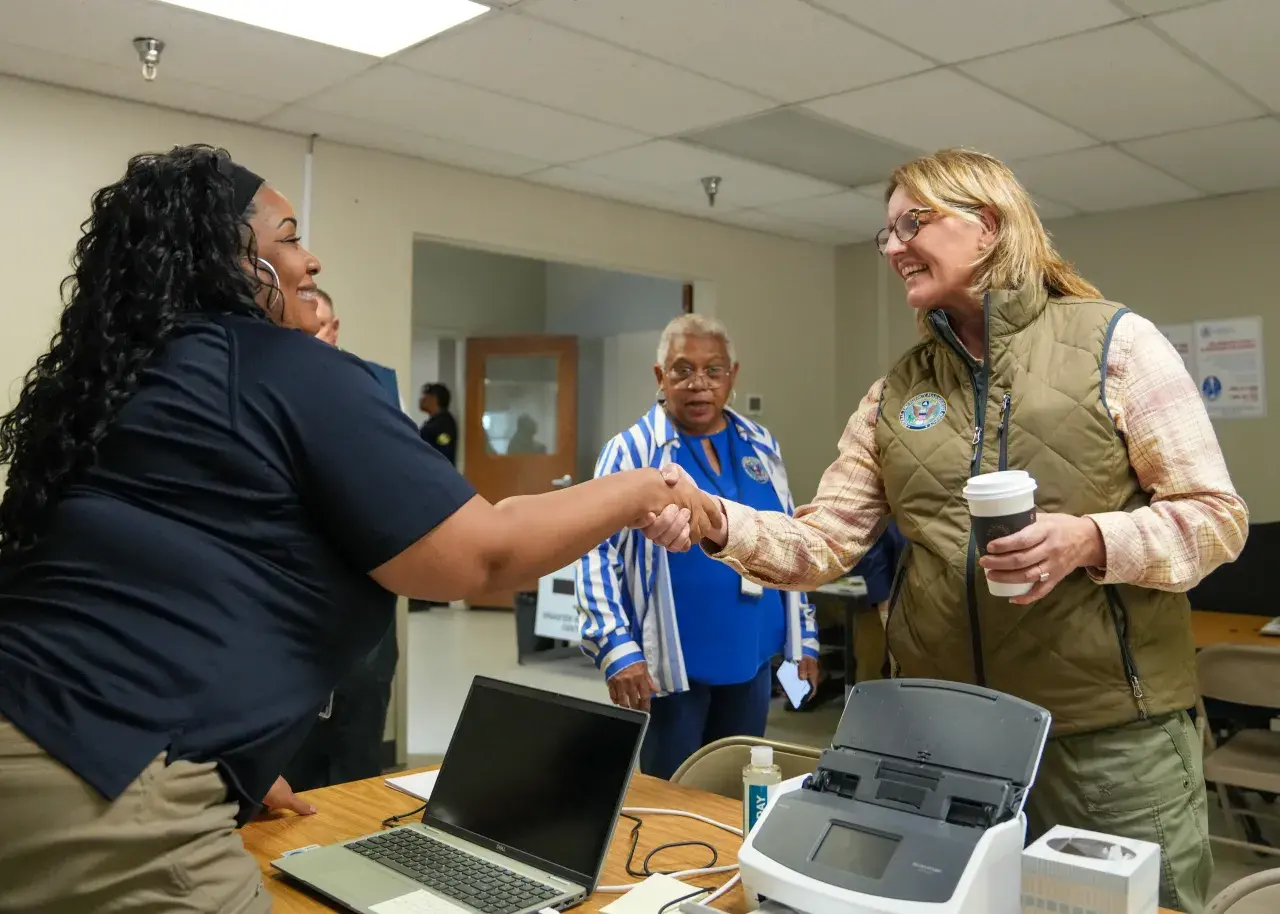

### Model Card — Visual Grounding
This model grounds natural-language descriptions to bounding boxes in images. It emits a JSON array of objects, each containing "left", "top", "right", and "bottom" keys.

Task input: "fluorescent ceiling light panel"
[{"left": 152, "top": 0, "right": 489, "bottom": 57}]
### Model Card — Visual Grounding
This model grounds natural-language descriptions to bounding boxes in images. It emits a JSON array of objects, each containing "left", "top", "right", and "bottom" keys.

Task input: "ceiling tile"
[
  {"left": 960, "top": 22, "right": 1262, "bottom": 141},
  {"left": 807, "top": 69, "right": 1095, "bottom": 161},
  {"left": 759, "top": 191, "right": 887, "bottom": 239},
  {"left": 811, "top": 0, "right": 1128, "bottom": 63},
  {"left": 521, "top": 0, "right": 931, "bottom": 102},
  {"left": 1011, "top": 146, "right": 1200, "bottom": 212},
  {"left": 1153, "top": 0, "right": 1280, "bottom": 110},
  {"left": 396, "top": 15, "right": 770, "bottom": 135},
  {"left": 1121, "top": 117, "right": 1280, "bottom": 195},
  {"left": 569, "top": 141, "right": 845, "bottom": 208},
  {"left": 262, "top": 105, "right": 550, "bottom": 176},
  {"left": 855, "top": 182, "right": 890, "bottom": 201},
  {"left": 681, "top": 108, "right": 916, "bottom": 188},
  {"left": 0, "top": 39, "right": 281, "bottom": 121},
  {"left": 709, "top": 208, "right": 835, "bottom": 242},
  {"left": 0, "top": 0, "right": 376, "bottom": 104},
  {"left": 302, "top": 64, "right": 646, "bottom": 163},
  {"left": 1123, "top": 0, "right": 1210, "bottom": 12},
  {"left": 525, "top": 166, "right": 715, "bottom": 215},
  {"left": 1032, "top": 195, "right": 1079, "bottom": 220}
]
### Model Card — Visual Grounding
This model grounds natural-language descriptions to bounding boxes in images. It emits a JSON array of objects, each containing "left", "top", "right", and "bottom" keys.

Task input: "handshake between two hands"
[{"left": 636, "top": 464, "right": 727, "bottom": 552}]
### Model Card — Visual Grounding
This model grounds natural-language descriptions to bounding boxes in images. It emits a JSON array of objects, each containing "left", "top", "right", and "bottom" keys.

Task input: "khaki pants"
[
  {"left": 0, "top": 716, "right": 271, "bottom": 914},
  {"left": 853, "top": 602, "right": 889, "bottom": 683},
  {"left": 1027, "top": 711, "right": 1213, "bottom": 914}
]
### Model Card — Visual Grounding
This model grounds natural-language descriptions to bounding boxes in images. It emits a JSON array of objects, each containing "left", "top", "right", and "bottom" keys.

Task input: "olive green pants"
[
  {"left": 0, "top": 716, "right": 271, "bottom": 913},
  {"left": 1026, "top": 711, "right": 1213, "bottom": 914}
]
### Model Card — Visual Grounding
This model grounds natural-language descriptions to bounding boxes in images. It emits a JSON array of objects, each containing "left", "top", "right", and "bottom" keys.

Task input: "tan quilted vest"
[{"left": 874, "top": 283, "right": 1196, "bottom": 736}]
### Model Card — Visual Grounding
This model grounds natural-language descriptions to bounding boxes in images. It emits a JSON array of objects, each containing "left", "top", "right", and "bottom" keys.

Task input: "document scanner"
[{"left": 735, "top": 679, "right": 1051, "bottom": 914}]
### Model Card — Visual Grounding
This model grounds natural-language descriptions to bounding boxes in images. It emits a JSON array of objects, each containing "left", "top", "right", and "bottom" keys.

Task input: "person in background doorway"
[
  {"left": 419, "top": 382, "right": 458, "bottom": 466},
  {"left": 506, "top": 414, "right": 547, "bottom": 455},
  {"left": 278, "top": 286, "right": 402, "bottom": 796},
  {"left": 413, "top": 382, "right": 459, "bottom": 610},
  {"left": 577, "top": 314, "right": 820, "bottom": 780}
]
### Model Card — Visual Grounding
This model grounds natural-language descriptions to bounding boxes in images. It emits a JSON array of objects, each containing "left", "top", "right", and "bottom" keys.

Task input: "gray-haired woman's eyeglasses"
[{"left": 667, "top": 365, "right": 730, "bottom": 388}]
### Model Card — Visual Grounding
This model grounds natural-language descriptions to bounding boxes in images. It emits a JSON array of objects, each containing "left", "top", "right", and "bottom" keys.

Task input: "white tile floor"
[{"left": 405, "top": 606, "right": 1278, "bottom": 907}]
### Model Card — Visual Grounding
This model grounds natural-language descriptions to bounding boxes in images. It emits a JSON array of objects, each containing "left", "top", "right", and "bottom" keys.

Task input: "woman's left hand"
[
  {"left": 980, "top": 513, "right": 1106, "bottom": 605},
  {"left": 797, "top": 656, "right": 821, "bottom": 693},
  {"left": 260, "top": 775, "right": 317, "bottom": 817}
]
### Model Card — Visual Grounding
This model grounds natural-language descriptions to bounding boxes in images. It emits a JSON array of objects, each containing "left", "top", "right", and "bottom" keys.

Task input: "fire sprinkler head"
[
  {"left": 701, "top": 175, "right": 721, "bottom": 207},
  {"left": 133, "top": 37, "right": 164, "bottom": 82}
]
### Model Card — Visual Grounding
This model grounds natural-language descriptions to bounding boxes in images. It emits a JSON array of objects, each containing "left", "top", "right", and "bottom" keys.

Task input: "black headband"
[{"left": 218, "top": 155, "right": 265, "bottom": 216}]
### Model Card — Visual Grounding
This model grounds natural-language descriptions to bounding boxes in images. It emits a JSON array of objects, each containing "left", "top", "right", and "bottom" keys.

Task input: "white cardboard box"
[{"left": 1022, "top": 825, "right": 1160, "bottom": 914}]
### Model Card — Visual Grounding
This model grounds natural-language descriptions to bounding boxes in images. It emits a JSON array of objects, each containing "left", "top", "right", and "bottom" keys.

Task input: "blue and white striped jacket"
[{"left": 576, "top": 404, "right": 820, "bottom": 695}]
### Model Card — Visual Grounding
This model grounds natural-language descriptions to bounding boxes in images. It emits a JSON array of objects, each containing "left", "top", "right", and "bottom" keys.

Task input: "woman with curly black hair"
[{"left": 0, "top": 145, "right": 714, "bottom": 913}]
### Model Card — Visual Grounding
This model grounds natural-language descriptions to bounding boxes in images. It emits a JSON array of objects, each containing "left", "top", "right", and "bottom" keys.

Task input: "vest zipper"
[
  {"left": 881, "top": 542, "right": 911, "bottom": 679},
  {"left": 928, "top": 302, "right": 989, "bottom": 687},
  {"left": 997, "top": 392, "right": 1011, "bottom": 472},
  {"left": 1104, "top": 585, "right": 1148, "bottom": 719}
]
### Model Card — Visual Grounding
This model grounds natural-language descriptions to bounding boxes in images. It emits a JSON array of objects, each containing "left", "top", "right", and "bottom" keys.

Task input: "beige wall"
[
  {"left": 0, "top": 74, "right": 841, "bottom": 499},
  {"left": 0, "top": 78, "right": 307, "bottom": 429},
  {"left": 835, "top": 188, "right": 1280, "bottom": 522}
]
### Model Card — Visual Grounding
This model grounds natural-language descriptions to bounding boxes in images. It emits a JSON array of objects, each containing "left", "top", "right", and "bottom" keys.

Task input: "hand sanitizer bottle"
[{"left": 742, "top": 745, "right": 782, "bottom": 837}]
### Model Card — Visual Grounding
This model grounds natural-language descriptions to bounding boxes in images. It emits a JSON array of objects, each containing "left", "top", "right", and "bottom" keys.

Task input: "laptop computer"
[{"left": 273, "top": 676, "right": 648, "bottom": 914}]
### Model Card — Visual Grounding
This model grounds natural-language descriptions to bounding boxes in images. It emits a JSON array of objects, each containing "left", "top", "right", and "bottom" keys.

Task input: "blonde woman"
[{"left": 649, "top": 150, "right": 1247, "bottom": 913}]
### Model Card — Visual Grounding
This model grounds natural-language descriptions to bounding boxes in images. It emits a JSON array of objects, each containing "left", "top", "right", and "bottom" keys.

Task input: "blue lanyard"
[{"left": 679, "top": 424, "right": 740, "bottom": 500}]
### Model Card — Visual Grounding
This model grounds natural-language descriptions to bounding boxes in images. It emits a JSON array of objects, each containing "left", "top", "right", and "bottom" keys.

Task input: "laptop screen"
[{"left": 424, "top": 677, "right": 646, "bottom": 883}]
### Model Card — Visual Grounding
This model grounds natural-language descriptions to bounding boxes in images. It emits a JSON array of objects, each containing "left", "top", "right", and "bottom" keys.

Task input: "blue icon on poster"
[{"left": 1201, "top": 375, "right": 1222, "bottom": 401}]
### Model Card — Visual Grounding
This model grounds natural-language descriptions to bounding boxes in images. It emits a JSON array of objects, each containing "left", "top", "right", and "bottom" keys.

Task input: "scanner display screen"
[{"left": 813, "top": 822, "right": 900, "bottom": 879}]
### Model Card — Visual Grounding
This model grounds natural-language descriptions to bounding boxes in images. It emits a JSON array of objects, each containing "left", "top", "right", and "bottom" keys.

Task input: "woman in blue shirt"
[
  {"left": 0, "top": 146, "right": 714, "bottom": 912},
  {"left": 579, "top": 315, "right": 820, "bottom": 779}
]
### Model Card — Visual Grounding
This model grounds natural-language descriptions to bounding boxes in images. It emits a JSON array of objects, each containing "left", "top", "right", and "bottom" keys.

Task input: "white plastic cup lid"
[
  {"left": 963, "top": 470, "right": 1036, "bottom": 501},
  {"left": 751, "top": 745, "right": 773, "bottom": 767}
]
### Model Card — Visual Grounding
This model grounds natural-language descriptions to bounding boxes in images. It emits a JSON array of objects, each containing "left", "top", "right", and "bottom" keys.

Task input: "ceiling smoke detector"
[
  {"left": 133, "top": 37, "right": 165, "bottom": 82},
  {"left": 701, "top": 175, "right": 721, "bottom": 207}
]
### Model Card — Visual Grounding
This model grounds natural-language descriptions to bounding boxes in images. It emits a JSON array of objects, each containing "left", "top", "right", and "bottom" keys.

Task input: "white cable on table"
[
  {"left": 594, "top": 807, "right": 745, "bottom": 897},
  {"left": 702, "top": 873, "right": 741, "bottom": 906}
]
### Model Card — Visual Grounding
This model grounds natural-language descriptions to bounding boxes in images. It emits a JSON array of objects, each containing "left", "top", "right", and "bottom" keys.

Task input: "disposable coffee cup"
[{"left": 963, "top": 470, "right": 1038, "bottom": 598}]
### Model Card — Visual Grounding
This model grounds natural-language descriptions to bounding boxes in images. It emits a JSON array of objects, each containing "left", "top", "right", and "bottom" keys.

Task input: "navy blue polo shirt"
[{"left": 0, "top": 315, "right": 475, "bottom": 824}]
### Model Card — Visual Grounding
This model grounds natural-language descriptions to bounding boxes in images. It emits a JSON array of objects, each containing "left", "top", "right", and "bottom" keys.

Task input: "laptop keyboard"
[{"left": 346, "top": 828, "right": 562, "bottom": 914}]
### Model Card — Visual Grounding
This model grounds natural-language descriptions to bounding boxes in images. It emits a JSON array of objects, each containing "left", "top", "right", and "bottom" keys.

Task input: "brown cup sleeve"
[{"left": 972, "top": 508, "right": 1037, "bottom": 556}]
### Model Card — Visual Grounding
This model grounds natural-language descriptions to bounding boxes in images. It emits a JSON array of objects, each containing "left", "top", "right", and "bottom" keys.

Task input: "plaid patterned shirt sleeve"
[
  {"left": 716, "top": 313, "right": 1247, "bottom": 594},
  {"left": 1085, "top": 313, "right": 1248, "bottom": 590},
  {"left": 715, "top": 380, "right": 890, "bottom": 589}
]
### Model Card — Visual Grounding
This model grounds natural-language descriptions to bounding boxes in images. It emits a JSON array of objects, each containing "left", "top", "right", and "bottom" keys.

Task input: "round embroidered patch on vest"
[
  {"left": 741, "top": 455, "right": 769, "bottom": 483},
  {"left": 899, "top": 393, "right": 947, "bottom": 431}
]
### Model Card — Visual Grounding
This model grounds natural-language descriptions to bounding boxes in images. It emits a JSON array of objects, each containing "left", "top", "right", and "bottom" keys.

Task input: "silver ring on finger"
[{"left": 1036, "top": 565, "right": 1050, "bottom": 583}]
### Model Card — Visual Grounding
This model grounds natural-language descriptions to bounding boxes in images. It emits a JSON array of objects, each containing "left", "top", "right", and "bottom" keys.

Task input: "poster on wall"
[
  {"left": 1157, "top": 323, "right": 1195, "bottom": 375},
  {"left": 1193, "top": 317, "right": 1265, "bottom": 420}
]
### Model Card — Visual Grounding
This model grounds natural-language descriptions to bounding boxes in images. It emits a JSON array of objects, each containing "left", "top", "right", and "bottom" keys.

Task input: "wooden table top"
[
  {"left": 242, "top": 768, "right": 1176, "bottom": 914},
  {"left": 1191, "top": 610, "right": 1276, "bottom": 649},
  {"left": 242, "top": 770, "right": 747, "bottom": 914}
]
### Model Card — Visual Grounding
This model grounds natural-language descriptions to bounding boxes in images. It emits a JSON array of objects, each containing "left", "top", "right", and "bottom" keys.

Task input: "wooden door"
[{"left": 464, "top": 335, "right": 578, "bottom": 609}]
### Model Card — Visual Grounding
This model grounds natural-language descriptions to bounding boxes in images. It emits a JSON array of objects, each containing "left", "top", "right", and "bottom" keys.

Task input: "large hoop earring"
[
  {"left": 255, "top": 257, "right": 282, "bottom": 314},
  {"left": 729, "top": 389, "right": 738, "bottom": 407},
  {"left": 656, "top": 389, "right": 666, "bottom": 405}
]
